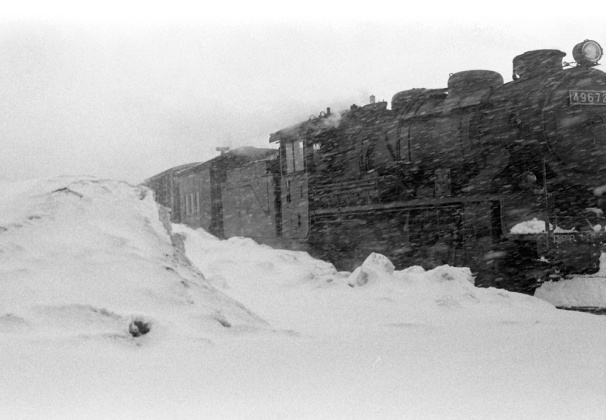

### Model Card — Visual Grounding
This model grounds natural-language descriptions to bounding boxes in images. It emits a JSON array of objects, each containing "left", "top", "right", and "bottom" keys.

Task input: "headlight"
[{"left": 573, "top": 40, "right": 603, "bottom": 66}]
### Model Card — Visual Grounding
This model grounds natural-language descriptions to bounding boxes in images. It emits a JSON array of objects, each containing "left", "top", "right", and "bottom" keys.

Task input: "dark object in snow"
[
  {"left": 556, "top": 306, "right": 606, "bottom": 315},
  {"left": 144, "top": 40, "right": 606, "bottom": 295},
  {"left": 52, "top": 187, "right": 84, "bottom": 198},
  {"left": 129, "top": 319, "right": 151, "bottom": 337},
  {"left": 213, "top": 313, "right": 231, "bottom": 328}
]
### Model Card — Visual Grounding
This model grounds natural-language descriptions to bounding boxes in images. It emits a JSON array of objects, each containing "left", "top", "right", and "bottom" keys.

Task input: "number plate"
[{"left": 570, "top": 90, "right": 606, "bottom": 105}]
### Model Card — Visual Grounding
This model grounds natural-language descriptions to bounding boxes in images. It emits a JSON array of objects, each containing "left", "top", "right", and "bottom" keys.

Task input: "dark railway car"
[
  {"left": 175, "top": 147, "right": 277, "bottom": 237},
  {"left": 146, "top": 39, "right": 606, "bottom": 294},
  {"left": 222, "top": 158, "right": 282, "bottom": 241},
  {"left": 144, "top": 147, "right": 277, "bottom": 236},
  {"left": 143, "top": 163, "right": 200, "bottom": 223}
]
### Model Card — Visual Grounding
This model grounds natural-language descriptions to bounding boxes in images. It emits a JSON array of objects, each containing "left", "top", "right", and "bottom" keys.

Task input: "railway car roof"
[
  {"left": 144, "top": 162, "right": 201, "bottom": 183},
  {"left": 172, "top": 147, "right": 278, "bottom": 177}
]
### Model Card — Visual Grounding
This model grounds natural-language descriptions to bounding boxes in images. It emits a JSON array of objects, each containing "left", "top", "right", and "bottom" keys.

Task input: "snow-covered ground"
[
  {"left": 536, "top": 254, "right": 606, "bottom": 308},
  {"left": 1, "top": 177, "right": 605, "bottom": 420}
]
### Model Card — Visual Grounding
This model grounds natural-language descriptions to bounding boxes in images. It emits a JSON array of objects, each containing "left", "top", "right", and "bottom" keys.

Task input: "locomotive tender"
[{"left": 146, "top": 40, "right": 606, "bottom": 293}]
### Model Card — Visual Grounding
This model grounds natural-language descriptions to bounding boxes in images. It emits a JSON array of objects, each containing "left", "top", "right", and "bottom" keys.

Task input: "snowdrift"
[
  {"left": 1, "top": 176, "right": 605, "bottom": 420},
  {"left": 533, "top": 253, "right": 606, "bottom": 308},
  {"left": 173, "top": 225, "right": 557, "bottom": 332},
  {"left": 536, "top": 277, "right": 606, "bottom": 308},
  {"left": 536, "top": 253, "right": 606, "bottom": 308},
  {"left": 0, "top": 176, "right": 267, "bottom": 344}
]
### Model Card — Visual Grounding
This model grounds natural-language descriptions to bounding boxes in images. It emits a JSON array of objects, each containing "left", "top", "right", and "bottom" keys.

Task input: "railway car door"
[
  {"left": 407, "top": 205, "right": 463, "bottom": 268},
  {"left": 280, "top": 139, "right": 309, "bottom": 239},
  {"left": 461, "top": 200, "right": 503, "bottom": 283},
  {"left": 222, "top": 161, "right": 279, "bottom": 240},
  {"left": 179, "top": 168, "right": 212, "bottom": 231}
]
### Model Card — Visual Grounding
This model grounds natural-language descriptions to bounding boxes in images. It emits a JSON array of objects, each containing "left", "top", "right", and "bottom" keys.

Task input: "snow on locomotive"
[{"left": 145, "top": 40, "right": 606, "bottom": 293}]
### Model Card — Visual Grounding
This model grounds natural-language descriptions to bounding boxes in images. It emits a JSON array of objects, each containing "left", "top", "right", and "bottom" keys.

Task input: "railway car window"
[
  {"left": 285, "top": 143, "right": 294, "bottom": 174},
  {"left": 185, "top": 192, "right": 197, "bottom": 215},
  {"left": 284, "top": 140, "right": 305, "bottom": 174},
  {"left": 294, "top": 140, "right": 305, "bottom": 172}
]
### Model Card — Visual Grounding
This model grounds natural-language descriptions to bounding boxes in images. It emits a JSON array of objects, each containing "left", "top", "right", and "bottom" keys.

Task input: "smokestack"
[
  {"left": 370, "top": 95, "right": 376, "bottom": 104},
  {"left": 327, "top": 107, "right": 331, "bottom": 116}
]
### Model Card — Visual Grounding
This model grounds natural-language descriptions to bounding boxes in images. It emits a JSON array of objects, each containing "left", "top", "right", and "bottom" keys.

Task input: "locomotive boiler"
[{"left": 146, "top": 40, "right": 606, "bottom": 294}]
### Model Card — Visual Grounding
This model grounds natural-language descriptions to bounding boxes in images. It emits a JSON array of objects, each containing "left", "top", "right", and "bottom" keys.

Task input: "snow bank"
[
  {"left": 0, "top": 176, "right": 267, "bottom": 344},
  {"left": 341, "top": 252, "right": 555, "bottom": 322},
  {"left": 536, "top": 253, "right": 606, "bottom": 308},
  {"left": 347, "top": 252, "right": 395, "bottom": 286},
  {"left": 347, "top": 252, "right": 475, "bottom": 289},
  {"left": 176, "top": 227, "right": 555, "bottom": 332},
  {"left": 536, "top": 277, "right": 606, "bottom": 308},
  {"left": 172, "top": 224, "right": 340, "bottom": 288},
  {"left": 2, "top": 177, "right": 605, "bottom": 420}
]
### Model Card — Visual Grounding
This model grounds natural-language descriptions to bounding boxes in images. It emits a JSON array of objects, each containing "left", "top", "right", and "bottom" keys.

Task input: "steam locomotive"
[{"left": 146, "top": 40, "right": 606, "bottom": 293}]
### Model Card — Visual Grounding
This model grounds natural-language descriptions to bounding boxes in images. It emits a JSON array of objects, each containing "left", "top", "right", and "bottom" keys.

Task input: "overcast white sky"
[{"left": 1, "top": 1, "right": 604, "bottom": 183}]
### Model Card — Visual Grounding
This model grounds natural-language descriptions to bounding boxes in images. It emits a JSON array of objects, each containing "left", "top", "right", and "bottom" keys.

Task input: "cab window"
[{"left": 284, "top": 140, "right": 305, "bottom": 174}]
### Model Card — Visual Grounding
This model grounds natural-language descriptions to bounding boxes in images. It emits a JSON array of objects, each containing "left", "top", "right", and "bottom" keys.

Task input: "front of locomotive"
[
  {"left": 533, "top": 40, "right": 606, "bottom": 278},
  {"left": 542, "top": 40, "right": 606, "bottom": 187}
]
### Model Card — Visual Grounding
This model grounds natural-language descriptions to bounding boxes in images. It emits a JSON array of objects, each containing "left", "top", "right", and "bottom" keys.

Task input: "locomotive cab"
[{"left": 269, "top": 110, "right": 337, "bottom": 247}]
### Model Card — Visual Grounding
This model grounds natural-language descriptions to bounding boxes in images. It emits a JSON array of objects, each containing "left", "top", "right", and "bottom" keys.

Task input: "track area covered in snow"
[{"left": 1, "top": 177, "right": 605, "bottom": 419}]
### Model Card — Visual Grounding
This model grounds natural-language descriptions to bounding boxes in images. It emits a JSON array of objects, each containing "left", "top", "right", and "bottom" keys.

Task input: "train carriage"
[{"left": 145, "top": 39, "right": 606, "bottom": 294}]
